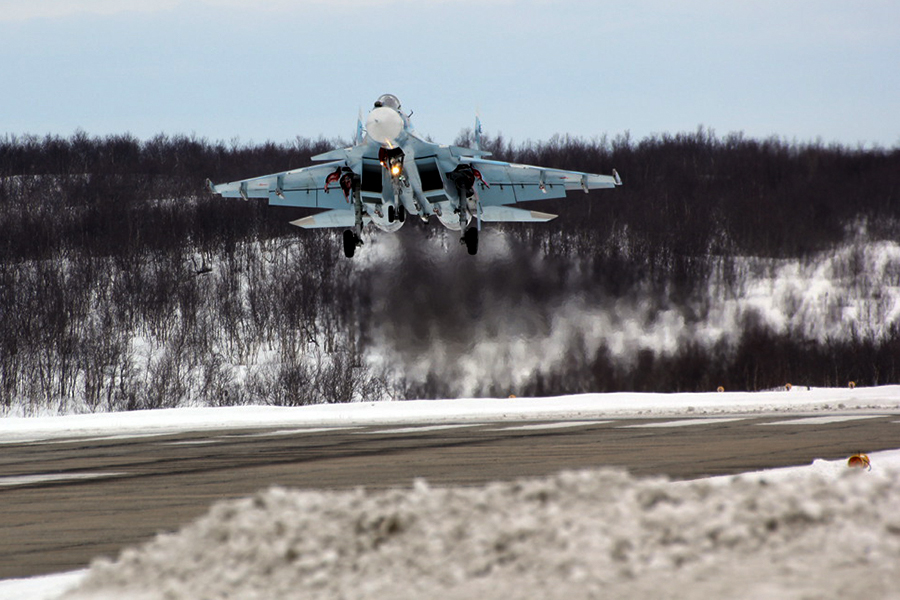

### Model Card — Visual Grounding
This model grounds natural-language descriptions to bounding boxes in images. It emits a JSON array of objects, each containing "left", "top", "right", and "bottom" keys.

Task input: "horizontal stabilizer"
[
  {"left": 290, "top": 210, "right": 358, "bottom": 229},
  {"left": 311, "top": 148, "right": 352, "bottom": 161},
  {"left": 480, "top": 206, "right": 557, "bottom": 223},
  {"left": 448, "top": 145, "right": 492, "bottom": 159}
]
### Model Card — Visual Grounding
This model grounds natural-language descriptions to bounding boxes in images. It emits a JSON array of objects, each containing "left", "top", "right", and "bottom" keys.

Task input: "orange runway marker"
[{"left": 847, "top": 453, "right": 871, "bottom": 470}]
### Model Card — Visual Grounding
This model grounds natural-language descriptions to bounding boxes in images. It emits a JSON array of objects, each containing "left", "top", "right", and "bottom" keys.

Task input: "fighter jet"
[{"left": 207, "top": 94, "right": 622, "bottom": 257}]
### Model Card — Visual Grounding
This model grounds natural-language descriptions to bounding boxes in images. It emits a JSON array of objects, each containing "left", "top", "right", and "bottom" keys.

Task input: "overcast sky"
[{"left": 2, "top": 0, "right": 898, "bottom": 147}]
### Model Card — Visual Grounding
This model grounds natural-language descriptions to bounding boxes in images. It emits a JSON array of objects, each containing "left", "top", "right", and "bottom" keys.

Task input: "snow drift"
[{"left": 65, "top": 466, "right": 900, "bottom": 600}]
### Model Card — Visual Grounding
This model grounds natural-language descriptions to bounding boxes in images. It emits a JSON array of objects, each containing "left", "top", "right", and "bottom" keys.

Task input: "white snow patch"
[
  {"left": 158, "top": 439, "right": 221, "bottom": 446},
  {"left": 0, "top": 472, "right": 126, "bottom": 487},
  {"left": 490, "top": 420, "right": 610, "bottom": 431},
  {"left": 620, "top": 417, "right": 748, "bottom": 428},
  {"left": 232, "top": 427, "right": 365, "bottom": 437},
  {"left": 44, "top": 433, "right": 174, "bottom": 444},
  {"left": 0, "top": 571, "right": 87, "bottom": 600},
  {"left": 1, "top": 384, "right": 898, "bottom": 445},
  {"left": 354, "top": 424, "right": 475, "bottom": 434},
  {"left": 695, "top": 449, "right": 900, "bottom": 486},
  {"left": 759, "top": 414, "right": 884, "bottom": 425}
]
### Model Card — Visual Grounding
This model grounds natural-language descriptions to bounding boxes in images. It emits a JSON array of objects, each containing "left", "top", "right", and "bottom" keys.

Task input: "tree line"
[{"left": 1, "top": 130, "right": 899, "bottom": 412}]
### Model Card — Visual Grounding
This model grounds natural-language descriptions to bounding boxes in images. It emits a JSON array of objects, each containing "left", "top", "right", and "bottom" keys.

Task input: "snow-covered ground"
[
  {"left": 3, "top": 384, "right": 899, "bottom": 443},
  {"left": 7, "top": 237, "right": 900, "bottom": 414},
  {"left": 2, "top": 387, "right": 900, "bottom": 599}
]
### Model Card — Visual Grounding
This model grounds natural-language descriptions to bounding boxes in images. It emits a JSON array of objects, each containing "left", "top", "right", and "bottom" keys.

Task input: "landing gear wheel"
[
  {"left": 343, "top": 229, "right": 360, "bottom": 258},
  {"left": 463, "top": 227, "right": 479, "bottom": 255},
  {"left": 387, "top": 205, "right": 396, "bottom": 223}
]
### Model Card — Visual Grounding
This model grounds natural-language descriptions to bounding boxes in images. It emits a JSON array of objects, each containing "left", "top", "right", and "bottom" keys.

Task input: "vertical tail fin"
[
  {"left": 355, "top": 109, "right": 364, "bottom": 145},
  {"left": 474, "top": 113, "right": 483, "bottom": 152}
]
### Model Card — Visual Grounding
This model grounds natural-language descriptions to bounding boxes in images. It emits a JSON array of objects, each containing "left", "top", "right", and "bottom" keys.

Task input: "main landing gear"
[
  {"left": 449, "top": 165, "right": 484, "bottom": 256},
  {"left": 343, "top": 229, "right": 362, "bottom": 258},
  {"left": 462, "top": 226, "right": 478, "bottom": 255},
  {"left": 343, "top": 179, "right": 365, "bottom": 258}
]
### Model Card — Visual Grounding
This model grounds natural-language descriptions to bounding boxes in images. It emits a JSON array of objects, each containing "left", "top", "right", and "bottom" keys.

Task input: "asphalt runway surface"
[{"left": 2, "top": 413, "right": 899, "bottom": 579}]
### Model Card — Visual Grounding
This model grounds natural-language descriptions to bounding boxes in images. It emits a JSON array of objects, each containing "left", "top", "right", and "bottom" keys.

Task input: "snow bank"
[
  {"left": 63, "top": 462, "right": 900, "bottom": 600},
  {"left": 3, "top": 384, "right": 899, "bottom": 444}
]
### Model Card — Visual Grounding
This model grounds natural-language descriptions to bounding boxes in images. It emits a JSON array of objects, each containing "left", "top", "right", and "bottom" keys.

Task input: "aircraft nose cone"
[{"left": 366, "top": 106, "right": 404, "bottom": 147}]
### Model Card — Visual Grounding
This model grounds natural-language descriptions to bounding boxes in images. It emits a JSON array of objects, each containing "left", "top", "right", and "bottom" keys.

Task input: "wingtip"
[
  {"left": 530, "top": 211, "right": 558, "bottom": 222},
  {"left": 289, "top": 216, "right": 316, "bottom": 229}
]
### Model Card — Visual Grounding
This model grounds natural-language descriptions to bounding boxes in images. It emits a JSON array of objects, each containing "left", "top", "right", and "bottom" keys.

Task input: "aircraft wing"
[
  {"left": 207, "top": 161, "right": 355, "bottom": 211},
  {"left": 467, "top": 158, "right": 621, "bottom": 206}
]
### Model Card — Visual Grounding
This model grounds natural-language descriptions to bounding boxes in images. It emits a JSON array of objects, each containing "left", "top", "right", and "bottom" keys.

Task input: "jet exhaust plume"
[{"left": 354, "top": 229, "right": 900, "bottom": 398}]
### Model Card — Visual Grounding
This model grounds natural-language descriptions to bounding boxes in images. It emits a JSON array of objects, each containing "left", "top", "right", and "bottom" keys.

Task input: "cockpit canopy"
[{"left": 374, "top": 94, "right": 401, "bottom": 110}]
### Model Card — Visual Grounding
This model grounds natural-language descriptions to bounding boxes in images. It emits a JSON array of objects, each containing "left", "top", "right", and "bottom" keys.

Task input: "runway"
[{"left": 2, "top": 413, "right": 898, "bottom": 579}]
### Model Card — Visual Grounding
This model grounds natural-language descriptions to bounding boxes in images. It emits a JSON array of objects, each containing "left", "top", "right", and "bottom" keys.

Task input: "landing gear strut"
[
  {"left": 453, "top": 178, "right": 479, "bottom": 256},
  {"left": 344, "top": 179, "right": 364, "bottom": 258}
]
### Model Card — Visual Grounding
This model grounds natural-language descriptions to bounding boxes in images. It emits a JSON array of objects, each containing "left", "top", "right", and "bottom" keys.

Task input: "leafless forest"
[{"left": 2, "top": 130, "right": 899, "bottom": 412}]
